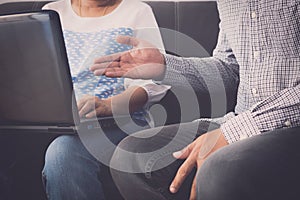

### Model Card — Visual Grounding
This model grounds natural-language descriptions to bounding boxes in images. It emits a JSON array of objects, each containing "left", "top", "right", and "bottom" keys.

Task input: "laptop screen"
[{"left": 0, "top": 11, "right": 78, "bottom": 127}]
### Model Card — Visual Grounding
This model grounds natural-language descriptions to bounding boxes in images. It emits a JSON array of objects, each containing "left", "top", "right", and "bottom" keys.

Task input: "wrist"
[
  {"left": 153, "top": 53, "right": 167, "bottom": 81},
  {"left": 100, "top": 98, "right": 113, "bottom": 116}
]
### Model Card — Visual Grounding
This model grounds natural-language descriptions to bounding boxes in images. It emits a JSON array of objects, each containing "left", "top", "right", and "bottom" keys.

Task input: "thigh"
[
  {"left": 44, "top": 120, "right": 151, "bottom": 200},
  {"left": 197, "top": 126, "right": 300, "bottom": 200},
  {"left": 110, "top": 120, "right": 220, "bottom": 200},
  {"left": 111, "top": 120, "right": 218, "bottom": 172},
  {"left": 78, "top": 118, "right": 151, "bottom": 168}
]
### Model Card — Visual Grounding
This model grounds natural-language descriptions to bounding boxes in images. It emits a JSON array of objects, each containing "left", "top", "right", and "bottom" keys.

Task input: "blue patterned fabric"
[
  {"left": 64, "top": 28, "right": 133, "bottom": 100},
  {"left": 64, "top": 28, "right": 146, "bottom": 121}
]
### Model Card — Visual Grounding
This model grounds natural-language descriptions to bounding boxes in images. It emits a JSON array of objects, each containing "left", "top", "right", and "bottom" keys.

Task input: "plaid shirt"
[{"left": 163, "top": 0, "right": 300, "bottom": 143}]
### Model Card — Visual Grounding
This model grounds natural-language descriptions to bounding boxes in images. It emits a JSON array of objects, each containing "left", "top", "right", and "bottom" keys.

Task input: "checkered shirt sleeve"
[{"left": 221, "top": 85, "right": 300, "bottom": 143}]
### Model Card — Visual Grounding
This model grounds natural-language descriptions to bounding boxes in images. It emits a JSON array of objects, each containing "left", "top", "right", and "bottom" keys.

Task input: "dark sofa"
[{"left": 0, "top": 1, "right": 236, "bottom": 199}]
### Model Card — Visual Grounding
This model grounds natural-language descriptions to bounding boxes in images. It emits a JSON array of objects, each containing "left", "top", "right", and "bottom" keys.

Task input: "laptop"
[{"left": 0, "top": 10, "right": 132, "bottom": 134}]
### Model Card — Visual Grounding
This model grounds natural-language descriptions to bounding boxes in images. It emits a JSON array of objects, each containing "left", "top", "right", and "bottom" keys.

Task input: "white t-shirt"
[{"left": 43, "top": 0, "right": 170, "bottom": 119}]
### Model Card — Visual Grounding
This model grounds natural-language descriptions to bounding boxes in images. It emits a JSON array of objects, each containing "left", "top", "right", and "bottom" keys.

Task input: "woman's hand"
[
  {"left": 77, "top": 95, "right": 112, "bottom": 118},
  {"left": 90, "top": 35, "right": 166, "bottom": 80}
]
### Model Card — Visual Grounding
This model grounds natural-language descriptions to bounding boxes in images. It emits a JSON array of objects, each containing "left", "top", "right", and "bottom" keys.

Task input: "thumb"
[{"left": 116, "top": 35, "right": 140, "bottom": 47}]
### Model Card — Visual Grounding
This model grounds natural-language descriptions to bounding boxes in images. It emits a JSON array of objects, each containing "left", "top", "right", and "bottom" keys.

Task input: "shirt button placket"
[
  {"left": 253, "top": 51, "right": 260, "bottom": 60},
  {"left": 250, "top": 4, "right": 261, "bottom": 101},
  {"left": 284, "top": 120, "right": 292, "bottom": 127},
  {"left": 251, "top": 88, "right": 259, "bottom": 97},
  {"left": 251, "top": 11, "right": 257, "bottom": 19}
]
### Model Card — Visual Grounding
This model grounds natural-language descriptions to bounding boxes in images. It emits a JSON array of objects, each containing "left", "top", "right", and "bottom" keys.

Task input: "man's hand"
[
  {"left": 77, "top": 95, "right": 112, "bottom": 118},
  {"left": 90, "top": 35, "right": 166, "bottom": 80},
  {"left": 170, "top": 128, "right": 228, "bottom": 200}
]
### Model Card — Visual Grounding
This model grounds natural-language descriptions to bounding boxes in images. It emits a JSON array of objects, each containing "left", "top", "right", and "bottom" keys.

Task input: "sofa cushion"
[
  {"left": 0, "top": 1, "right": 50, "bottom": 14},
  {"left": 177, "top": 1, "right": 219, "bottom": 55}
]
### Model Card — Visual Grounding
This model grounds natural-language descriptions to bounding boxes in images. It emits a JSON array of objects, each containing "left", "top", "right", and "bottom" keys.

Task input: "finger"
[
  {"left": 92, "top": 62, "right": 121, "bottom": 76},
  {"left": 90, "top": 63, "right": 110, "bottom": 72},
  {"left": 78, "top": 101, "right": 94, "bottom": 118},
  {"left": 189, "top": 177, "right": 197, "bottom": 200},
  {"left": 173, "top": 143, "right": 195, "bottom": 159},
  {"left": 77, "top": 95, "right": 94, "bottom": 109},
  {"left": 94, "top": 52, "right": 122, "bottom": 64},
  {"left": 170, "top": 157, "right": 196, "bottom": 193},
  {"left": 77, "top": 97, "right": 89, "bottom": 111},
  {"left": 85, "top": 110, "right": 97, "bottom": 118},
  {"left": 90, "top": 61, "right": 120, "bottom": 71},
  {"left": 105, "top": 63, "right": 141, "bottom": 78},
  {"left": 116, "top": 35, "right": 140, "bottom": 47},
  {"left": 105, "top": 69, "right": 129, "bottom": 78},
  {"left": 93, "top": 69, "right": 106, "bottom": 76},
  {"left": 173, "top": 147, "right": 190, "bottom": 159},
  {"left": 191, "top": 159, "right": 206, "bottom": 200},
  {"left": 77, "top": 100, "right": 85, "bottom": 111}
]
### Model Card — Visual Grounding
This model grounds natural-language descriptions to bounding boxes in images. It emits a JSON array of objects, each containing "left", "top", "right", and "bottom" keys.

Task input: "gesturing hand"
[
  {"left": 90, "top": 35, "right": 166, "bottom": 80},
  {"left": 77, "top": 95, "right": 112, "bottom": 118},
  {"left": 170, "top": 128, "right": 228, "bottom": 200}
]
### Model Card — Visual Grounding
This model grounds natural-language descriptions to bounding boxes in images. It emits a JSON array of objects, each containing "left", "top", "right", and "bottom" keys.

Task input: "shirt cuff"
[
  {"left": 161, "top": 54, "right": 186, "bottom": 85},
  {"left": 220, "top": 110, "right": 261, "bottom": 144},
  {"left": 141, "top": 84, "right": 171, "bottom": 108}
]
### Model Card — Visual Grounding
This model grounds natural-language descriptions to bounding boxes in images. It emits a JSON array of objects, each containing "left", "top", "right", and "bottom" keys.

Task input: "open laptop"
[{"left": 0, "top": 10, "right": 132, "bottom": 134}]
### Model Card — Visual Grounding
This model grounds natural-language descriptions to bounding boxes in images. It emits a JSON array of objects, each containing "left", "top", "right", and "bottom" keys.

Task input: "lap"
[
  {"left": 43, "top": 119, "right": 150, "bottom": 200},
  {"left": 111, "top": 124, "right": 300, "bottom": 200},
  {"left": 197, "top": 126, "right": 300, "bottom": 200},
  {"left": 110, "top": 120, "right": 219, "bottom": 200},
  {"left": 46, "top": 118, "right": 150, "bottom": 165},
  {"left": 111, "top": 120, "right": 219, "bottom": 172}
]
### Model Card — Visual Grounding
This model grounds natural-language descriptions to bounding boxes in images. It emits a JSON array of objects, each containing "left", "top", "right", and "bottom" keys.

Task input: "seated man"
[{"left": 91, "top": 0, "right": 300, "bottom": 199}]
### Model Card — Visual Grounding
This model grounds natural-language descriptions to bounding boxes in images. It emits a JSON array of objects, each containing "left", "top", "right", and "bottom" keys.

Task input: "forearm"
[
  {"left": 161, "top": 24, "right": 240, "bottom": 95},
  {"left": 162, "top": 54, "right": 239, "bottom": 97},
  {"left": 108, "top": 86, "right": 148, "bottom": 115}
]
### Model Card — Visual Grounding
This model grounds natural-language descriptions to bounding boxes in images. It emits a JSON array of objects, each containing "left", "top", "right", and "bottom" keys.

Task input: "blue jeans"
[
  {"left": 42, "top": 119, "right": 150, "bottom": 200},
  {"left": 110, "top": 122, "right": 300, "bottom": 200}
]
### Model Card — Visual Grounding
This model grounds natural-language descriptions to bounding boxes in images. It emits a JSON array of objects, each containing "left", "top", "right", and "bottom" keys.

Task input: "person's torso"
[
  {"left": 217, "top": 0, "right": 300, "bottom": 113},
  {"left": 44, "top": 0, "right": 150, "bottom": 120}
]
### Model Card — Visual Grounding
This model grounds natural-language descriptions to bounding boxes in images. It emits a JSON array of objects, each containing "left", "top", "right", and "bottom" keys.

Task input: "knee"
[
  {"left": 195, "top": 133, "right": 297, "bottom": 200},
  {"left": 110, "top": 133, "right": 161, "bottom": 175},
  {"left": 110, "top": 136, "right": 140, "bottom": 173},
  {"left": 196, "top": 148, "right": 230, "bottom": 200},
  {"left": 196, "top": 144, "right": 253, "bottom": 200},
  {"left": 110, "top": 137, "right": 146, "bottom": 199},
  {"left": 44, "top": 135, "right": 81, "bottom": 171},
  {"left": 111, "top": 132, "right": 151, "bottom": 166},
  {"left": 196, "top": 128, "right": 300, "bottom": 200}
]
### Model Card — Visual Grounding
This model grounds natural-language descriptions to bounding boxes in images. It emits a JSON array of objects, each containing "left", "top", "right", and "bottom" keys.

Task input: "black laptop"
[{"left": 0, "top": 10, "right": 132, "bottom": 134}]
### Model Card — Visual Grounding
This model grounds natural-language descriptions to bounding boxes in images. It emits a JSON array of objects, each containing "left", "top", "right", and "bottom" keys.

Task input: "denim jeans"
[
  {"left": 42, "top": 119, "right": 150, "bottom": 200},
  {"left": 110, "top": 121, "right": 300, "bottom": 200},
  {"left": 110, "top": 120, "right": 217, "bottom": 200}
]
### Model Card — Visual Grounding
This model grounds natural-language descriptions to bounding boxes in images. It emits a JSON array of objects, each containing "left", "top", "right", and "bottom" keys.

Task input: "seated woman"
[{"left": 42, "top": 0, "right": 169, "bottom": 199}]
